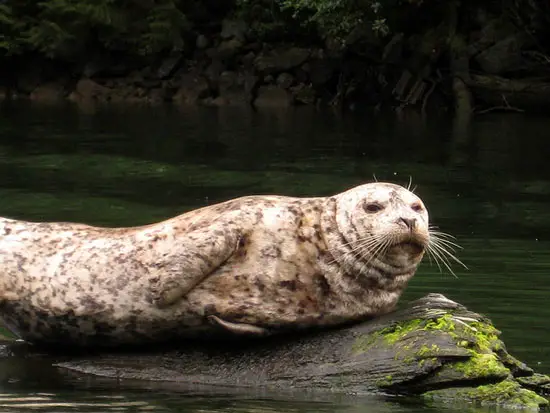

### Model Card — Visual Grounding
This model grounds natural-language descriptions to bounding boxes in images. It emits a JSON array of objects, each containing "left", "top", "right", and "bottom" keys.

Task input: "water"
[{"left": 0, "top": 100, "right": 549, "bottom": 412}]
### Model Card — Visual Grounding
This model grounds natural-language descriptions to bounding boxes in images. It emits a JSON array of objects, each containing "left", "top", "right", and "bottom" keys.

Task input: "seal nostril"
[{"left": 399, "top": 217, "right": 416, "bottom": 230}]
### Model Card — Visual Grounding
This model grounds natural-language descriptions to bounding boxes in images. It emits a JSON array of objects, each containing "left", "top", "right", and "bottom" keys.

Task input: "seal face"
[{"left": 0, "top": 182, "right": 434, "bottom": 346}]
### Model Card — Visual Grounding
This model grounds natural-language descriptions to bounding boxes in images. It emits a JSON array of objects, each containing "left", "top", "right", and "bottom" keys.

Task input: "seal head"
[{"left": 331, "top": 182, "right": 429, "bottom": 273}]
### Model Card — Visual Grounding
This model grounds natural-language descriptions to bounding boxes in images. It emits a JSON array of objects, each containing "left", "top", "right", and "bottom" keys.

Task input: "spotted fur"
[{"left": 0, "top": 182, "right": 430, "bottom": 346}]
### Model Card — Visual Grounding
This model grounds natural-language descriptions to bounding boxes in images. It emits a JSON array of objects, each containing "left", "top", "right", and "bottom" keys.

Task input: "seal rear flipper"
[{"left": 207, "top": 315, "right": 270, "bottom": 336}]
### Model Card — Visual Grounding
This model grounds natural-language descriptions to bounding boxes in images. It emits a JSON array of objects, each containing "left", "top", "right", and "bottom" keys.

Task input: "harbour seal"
[{"left": 0, "top": 182, "right": 456, "bottom": 347}]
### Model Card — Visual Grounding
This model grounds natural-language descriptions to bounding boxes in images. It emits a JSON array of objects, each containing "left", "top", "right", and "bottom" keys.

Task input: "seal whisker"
[
  {"left": 356, "top": 234, "right": 394, "bottom": 279},
  {"left": 325, "top": 235, "right": 380, "bottom": 266},
  {"left": 334, "top": 235, "right": 383, "bottom": 264},
  {"left": 426, "top": 247, "right": 443, "bottom": 273},
  {"left": 426, "top": 233, "right": 467, "bottom": 278},
  {"left": 430, "top": 240, "right": 467, "bottom": 270},
  {"left": 428, "top": 229, "right": 459, "bottom": 241},
  {"left": 426, "top": 243, "right": 455, "bottom": 276},
  {"left": 429, "top": 234, "right": 463, "bottom": 250}
]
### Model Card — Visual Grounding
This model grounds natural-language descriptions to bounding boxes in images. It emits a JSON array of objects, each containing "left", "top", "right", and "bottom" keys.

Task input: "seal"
[{"left": 0, "top": 182, "right": 455, "bottom": 347}]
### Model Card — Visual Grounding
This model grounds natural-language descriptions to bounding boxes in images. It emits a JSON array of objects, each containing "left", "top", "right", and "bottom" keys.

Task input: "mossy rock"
[{"left": 422, "top": 379, "right": 549, "bottom": 410}]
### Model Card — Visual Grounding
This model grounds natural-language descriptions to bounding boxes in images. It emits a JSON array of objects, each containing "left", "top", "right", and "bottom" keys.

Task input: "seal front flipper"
[
  {"left": 207, "top": 315, "right": 270, "bottom": 336},
  {"left": 148, "top": 228, "right": 242, "bottom": 308}
]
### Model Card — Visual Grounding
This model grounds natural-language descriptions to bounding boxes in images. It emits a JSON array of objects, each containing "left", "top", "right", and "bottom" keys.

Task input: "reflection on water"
[{"left": 0, "top": 101, "right": 549, "bottom": 412}]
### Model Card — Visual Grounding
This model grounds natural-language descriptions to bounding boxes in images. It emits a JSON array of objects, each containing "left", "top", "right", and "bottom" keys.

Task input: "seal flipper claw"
[{"left": 208, "top": 315, "right": 270, "bottom": 336}]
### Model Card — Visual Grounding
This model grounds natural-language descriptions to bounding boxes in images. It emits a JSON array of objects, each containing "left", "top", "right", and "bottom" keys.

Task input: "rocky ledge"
[{"left": 7, "top": 18, "right": 341, "bottom": 109}]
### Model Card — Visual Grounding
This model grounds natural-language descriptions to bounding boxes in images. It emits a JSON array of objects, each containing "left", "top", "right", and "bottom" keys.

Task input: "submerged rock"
[
  {"left": 30, "top": 83, "right": 66, "bottom": 101},
  {"left": 172, "top": 72, "right": 211, "bottom": 105},
  {"left": 254, "top": 85, "right": 292, "bottom": 107},
  {"left": 68, "top": 79, "right": 111, "bottom": 102}
]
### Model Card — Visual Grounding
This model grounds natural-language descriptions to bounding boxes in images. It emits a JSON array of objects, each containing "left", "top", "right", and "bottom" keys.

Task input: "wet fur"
[{"left": 0, "top": 182, "right": 430, "bottom": 346}]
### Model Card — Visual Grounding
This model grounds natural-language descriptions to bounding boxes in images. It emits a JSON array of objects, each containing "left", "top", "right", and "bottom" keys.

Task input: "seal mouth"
[{"left": 394, "top": 240, "right": 426, "bottom": 255}]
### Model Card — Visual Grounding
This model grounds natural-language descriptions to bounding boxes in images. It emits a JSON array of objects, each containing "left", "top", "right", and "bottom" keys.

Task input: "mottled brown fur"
[{"left": 0, "top": 182, "right": 430, "bottom": 346}]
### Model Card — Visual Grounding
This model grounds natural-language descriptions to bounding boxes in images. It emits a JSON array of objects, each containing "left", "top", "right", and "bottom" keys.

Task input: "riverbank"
[{"left": 2, "top": 2, "right": 550, "bottom": 114}]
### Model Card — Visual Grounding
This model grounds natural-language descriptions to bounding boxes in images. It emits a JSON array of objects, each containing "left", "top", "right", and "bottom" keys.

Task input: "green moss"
[
  {"left": 376, "top": 374, "right": 394, "bottom": 387},
  {"left": 353, "top": 314, "right": 462, "bottom": 354},
  {"left": 423, "top": 314, "right": 456, "bottom": 333},
  {"left": 381, "top": 319, "right": 423, "bottom": 345},
  {"left": 452, "top": 352, "right": 509, "bottom": 379},
  {"left": 417, "top": 344, "right": 440, "bottom": 357},
  {"left": 353, "top": 314, "right": 461, "bottom": 354},
  {"left": 352, "top": 333, "right": 381, "bottom": 354},
  {"left": 517, "top": 373, "right": 550, "bottom": 387},
  {"left": 465, "top": 321, "right": 501, "bottom": 353},
  {"left": 419, "top": 357, "right": 437, "bottom": 368},
  {"left": 422, "top": 379, "right": 549, "bottom": 410}
]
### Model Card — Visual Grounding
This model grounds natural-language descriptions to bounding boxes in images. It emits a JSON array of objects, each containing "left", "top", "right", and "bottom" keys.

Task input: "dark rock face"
[
  {"left": 254, "top": 47, "right": 311, "bottom": 75},
  {"left": 3, "top": 3, "right": 550, "bottom": 113},
  {"left": 475, "top": 34, "right": 526, "bottom": 74},
  {"left": 156, "top": 54, "right": 185, "bottom": 80},
  {"left": 254, "top": 85, "right": 292, "bottom": 107},
  {"left": 9, "top": 35, "right": 362, "bottom": 109},
  {"left": 172, "top": 71, "right": 211, "bottom": 105}
]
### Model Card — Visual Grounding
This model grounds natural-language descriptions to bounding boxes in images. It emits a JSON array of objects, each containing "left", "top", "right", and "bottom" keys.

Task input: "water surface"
[{"left": 0, "top": 101, "right": 549, "bottom": 412}]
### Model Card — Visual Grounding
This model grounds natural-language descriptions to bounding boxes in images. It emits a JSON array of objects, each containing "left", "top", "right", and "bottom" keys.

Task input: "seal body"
[{"left": 0, "top": 182, "right": 430, "bottom": 346}]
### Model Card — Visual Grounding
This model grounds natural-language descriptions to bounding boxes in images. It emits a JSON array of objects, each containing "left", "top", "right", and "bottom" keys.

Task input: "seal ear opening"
[{"left": 207, "top": 315, "right": 270, "bottom": 336}]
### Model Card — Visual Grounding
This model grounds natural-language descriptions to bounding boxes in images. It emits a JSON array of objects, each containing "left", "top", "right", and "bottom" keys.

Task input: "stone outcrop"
[{"left": 5, "top": 9, "right": 550, "bottom": 113}]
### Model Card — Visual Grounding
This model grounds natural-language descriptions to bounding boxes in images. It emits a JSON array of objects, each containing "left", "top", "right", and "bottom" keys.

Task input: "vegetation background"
[{"left": 1, "top": 0, "right": 550, "bottom": 111}]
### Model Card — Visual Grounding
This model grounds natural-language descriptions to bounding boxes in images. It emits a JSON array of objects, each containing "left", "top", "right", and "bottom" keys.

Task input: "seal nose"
[{"left": 398, "top": 217, "right": 416, "bottom": 230}]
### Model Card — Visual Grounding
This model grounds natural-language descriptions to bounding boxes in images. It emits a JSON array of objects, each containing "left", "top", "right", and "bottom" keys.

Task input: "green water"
[{"left": 0, "top": 100, "right": 549, "bottom": 412}]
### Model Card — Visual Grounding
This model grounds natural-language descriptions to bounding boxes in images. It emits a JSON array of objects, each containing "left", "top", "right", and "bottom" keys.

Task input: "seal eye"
[
  {"left": 364, "top": 203, "right": 383, "bottom": 213},
  {"left": 411, "top": 203, "right": 423, "bottom": 212}
]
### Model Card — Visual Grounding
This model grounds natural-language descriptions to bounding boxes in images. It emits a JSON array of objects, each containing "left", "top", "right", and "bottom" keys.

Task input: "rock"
[
  {"left": 147, "top": 88, "right": 168, "bottom": 103},
  {"left": 29, "top": 83, "right": 66, "bottom": 101},
  {"left": 243, "top": 72, "right": 260, "bottom": 99},
  {"left": 83, "top": 56, "right": 138, "bottom": 78},
  {"left": 276, "top": 73, "right": 294, "bottom": 89},
  {"left": 242, "top": 42, "right": 262, "bottom": 53},
  {"left": 83, "top": 59, "right": 105, "bottom": 78},
  {"left": 206, "top": 96, "right": 230, "bottom": 106},
  {"left": 196, "top": 34, "right": 210, "bottom": 50},
  {"left": 220, "top": 18, "right": 247, "bottom": 42},
  {"left": 55, "top": 294, "right": 550, "bottom": 411},
  {"left": 205, "top": 60, "right": 225, "bottom": 87},
  {"left": 254, "top": 85, "right": 292, "bottom": 107},
  {"left": 254, "top": 47, "right": 311, "bottom": 75},
  {"left": 475, "top": 34, "right": 526, "bottom": 74},
  {"left": 264, "top": 75, "right": 275, "bottom": 84},
  {"left": 218, "top": 71, "right": 248, "bottom": 105},
  {"left": 294, "top": 65, "right": 310, "bottom": 84},
  {"left": 105, "top": 83, "right": 136, "bottom": 102},
  {"left": 141, "top": 79, "right": 162, "bottom": 89},
  {"left": 173, "top": 72, "right": 211, "bottom": 105},
  {"left": 68, "top": 79, "right": 111, "bottom": 102},
  {"left": 325, "top": 36, "right": 346, "bottom": 58},
  {"left": 16, "top": 67, "right": 42, "bottom": 94},
  {"left": 217, "top": 39, "right": 244, "bottom": 60},
  {"left": 307, "top": 58, "right": 337, "bottom": 86},
  {"left": 157, "top": 54, "right": 184, "bottom": 79},
  {"left": 127, "top": 71, "right": 145, "bottom": 86},
  {"left": 291, "top": 83, "right": 317, "bottom": 105},
  {"left": 242, "top": 52, "right": 256, "bottom": 69},
  {"left": 205, "top": 47, "right": 220, "bottom": 60}
]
